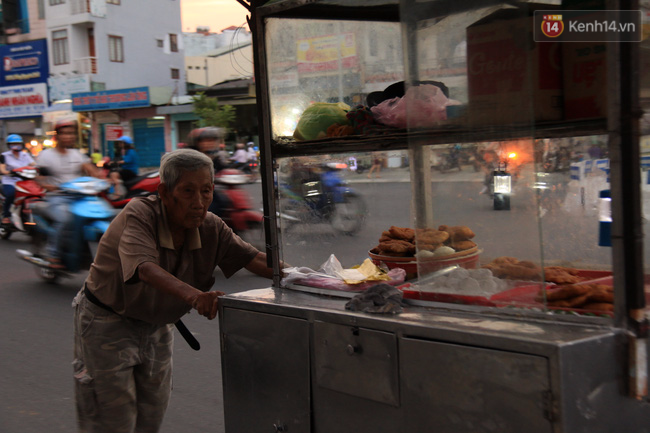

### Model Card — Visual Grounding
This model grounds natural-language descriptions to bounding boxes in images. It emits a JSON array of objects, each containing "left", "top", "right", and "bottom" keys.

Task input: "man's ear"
[{"left": 158, "top": 183, "right": 168, "bottom": 201}]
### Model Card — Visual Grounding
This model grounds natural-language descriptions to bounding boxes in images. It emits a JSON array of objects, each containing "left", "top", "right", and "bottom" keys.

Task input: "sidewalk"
[{"left": 345, "top": 165, "right": 484, "bottom": 183}]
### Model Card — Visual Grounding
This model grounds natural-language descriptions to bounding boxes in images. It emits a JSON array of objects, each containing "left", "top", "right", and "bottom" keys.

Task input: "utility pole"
[{"left": 204, "top": 58, "right": 209, "bottom": 87}]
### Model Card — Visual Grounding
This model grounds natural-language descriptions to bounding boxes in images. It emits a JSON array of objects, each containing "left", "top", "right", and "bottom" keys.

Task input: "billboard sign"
[
  {"left": 72, "top": 87, "right": 150, "bottom": 111},
  {"left": 296, "top": 33, "right": 358, "bottom": 73},
  {"left": 0, "top": 39, "right": 49, "bottom": 87},
  {"left": 0, "top": 83, "right": 47, "bottom": 118},
  {"left": 105, "top": 124, "right": 124, "bottom": 141}
]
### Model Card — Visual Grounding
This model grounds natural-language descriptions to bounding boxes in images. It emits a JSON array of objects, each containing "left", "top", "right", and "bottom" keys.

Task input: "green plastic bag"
[{"left": 293, "top": 102, "right": 351, "bottom": 141}]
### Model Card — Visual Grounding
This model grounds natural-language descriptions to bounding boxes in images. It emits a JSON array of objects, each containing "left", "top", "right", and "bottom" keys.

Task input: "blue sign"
[
  {"left": 72, "top": 87, "right": 150, "bottom": 111},
  {"left": 0, "top": 39, "right": 49, "bottom": 87}
]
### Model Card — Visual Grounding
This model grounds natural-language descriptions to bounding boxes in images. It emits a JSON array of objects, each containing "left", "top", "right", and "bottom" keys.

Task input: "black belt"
[{"left": 83, "top": 285, "right": 200, "bottom": 351}]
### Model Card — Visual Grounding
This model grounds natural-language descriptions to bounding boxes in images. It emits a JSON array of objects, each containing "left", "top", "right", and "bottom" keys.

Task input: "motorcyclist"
[
  {"left": 1, "top": 134, "right": 36, "bottom": 226},
  {"left": 186, "top": 127, "right": 231, "bottom": 215},
  {"left": 479, "top": 150, "right": 499, "bottom": 195},
  {"left": 187, "top": 127, "right": 229, "bottom": 172},
  {"left": 230, "top": 142, "right": 250, "bottom": 170},
  {"left": 35, "top": 118, "right": 104, "bottom": 268},
  {"left": 107, "top": 135, "right": 138, "bottom": 199}
]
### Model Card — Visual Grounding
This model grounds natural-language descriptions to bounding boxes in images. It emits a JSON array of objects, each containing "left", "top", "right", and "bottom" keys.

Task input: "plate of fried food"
[{"left": 369, "top": 225, "right": 480, "bottom": 277}]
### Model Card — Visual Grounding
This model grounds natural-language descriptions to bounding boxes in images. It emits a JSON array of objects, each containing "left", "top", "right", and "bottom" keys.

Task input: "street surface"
[{"left": 0, "top": 163, "right": 629, "bottom": 432}]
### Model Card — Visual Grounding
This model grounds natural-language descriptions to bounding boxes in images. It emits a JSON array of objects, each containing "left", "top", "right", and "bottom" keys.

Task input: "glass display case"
[
  {"left": 257, "top": 0, "right": 645, "bottom": 320},
  {"left": 219, "top": 0, "right": 650, "bottom": 431}
]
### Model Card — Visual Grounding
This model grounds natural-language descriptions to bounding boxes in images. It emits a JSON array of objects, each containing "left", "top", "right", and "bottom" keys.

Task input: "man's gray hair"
[{"left": 160, "top": 149, "right": 214, "bottom": 191}]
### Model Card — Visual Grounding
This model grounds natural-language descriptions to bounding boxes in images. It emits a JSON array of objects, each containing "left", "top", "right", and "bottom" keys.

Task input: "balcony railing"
[
  {"left": 74, "top": 57, "right": 97, "bottom": 74},
  {"left": 71, "top": 0, "right": 90, "bottom": 14},
  {"left": 71, "top": 0, "right": 106, "bottom": 16}
]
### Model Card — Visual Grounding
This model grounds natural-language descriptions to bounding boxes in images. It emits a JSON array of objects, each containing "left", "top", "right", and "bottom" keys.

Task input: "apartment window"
[
  {"left": 108, "top": 35, "right": 124, "bottom": 62},
  {"left": 157, "top": 39, "right": 164, "bottom": 48},
  {"left": 171, "top": 68, "right": 180, "bottom": 79},
  {"left": 50, "top": 0, "right": 65, "bottom": 5},
  {"left": 169, "top": 34, "right": 178, "bottom": 52},
  {"left": 38, "top": 0, "right": 46, "bottom": 19},
  {"left": 106, "top": 0, "right": 120, "bottom": 4},
  {"left": 52, "top": 30, "right": 69, "bottom": 65}
]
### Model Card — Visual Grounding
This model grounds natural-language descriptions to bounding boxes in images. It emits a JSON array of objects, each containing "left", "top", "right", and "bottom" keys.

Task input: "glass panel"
[
  {"left": 641, "top": 1, "right": 650, "bottom": 314},
  {"left": 276, "top": 151, "right": 411, "bottom": 275},
  {"left": 265, "top": 18, "right": 404, "bottom": 139},
  {"left": 399, "top": 1, "right": 613, "bottom": 318}
]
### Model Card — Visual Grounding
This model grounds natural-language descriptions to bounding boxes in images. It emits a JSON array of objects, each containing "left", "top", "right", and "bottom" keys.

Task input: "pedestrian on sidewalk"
[{"left": 368, "top": 152, "right": 383, "bottom": 179}]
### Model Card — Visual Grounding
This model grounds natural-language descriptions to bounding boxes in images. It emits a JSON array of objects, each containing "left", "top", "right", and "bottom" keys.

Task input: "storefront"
[{"left": 72, "top": 86, "right": 167, "bottom": 167}]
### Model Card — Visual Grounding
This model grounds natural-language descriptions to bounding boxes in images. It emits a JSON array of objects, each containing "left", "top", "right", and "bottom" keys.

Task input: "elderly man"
[{"left": 73, "top": 149, "right": 278, "bottom": 433}]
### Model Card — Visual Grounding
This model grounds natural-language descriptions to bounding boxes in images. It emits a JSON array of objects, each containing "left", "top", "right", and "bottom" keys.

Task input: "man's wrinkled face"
[
  {"left": 56, "top": 126, "right": 77, "bottom": 149},
  {"left": 160, "top": 167, "right": 213, "bottom": 230}
]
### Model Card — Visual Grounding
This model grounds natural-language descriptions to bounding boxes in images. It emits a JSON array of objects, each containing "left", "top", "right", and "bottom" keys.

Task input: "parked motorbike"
[
  {"left": 542, "top": 148, "right": 571, "bottom": 173},
  {"left": 211, "top": 169, "right": 265, "bottom": 250},
  {"left": 16, "top": 177, "right": 117, "bottom": 283},
  {"left": 0, "top": 166, "right": 46, "bottom": 240},
  {"left": 280, "top": 162, "right": 367, "bottom": 235}
]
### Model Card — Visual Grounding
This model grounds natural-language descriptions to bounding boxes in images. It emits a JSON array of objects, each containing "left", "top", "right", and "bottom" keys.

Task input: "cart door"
[
  {"left": 401, "top": 338, "right": 553, "bottom": 433},
  {"left": 221, "top": 308, "right": 310, "bottom": 433}
]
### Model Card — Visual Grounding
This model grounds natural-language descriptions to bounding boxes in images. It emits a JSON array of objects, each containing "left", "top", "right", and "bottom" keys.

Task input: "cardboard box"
[
  {"left": 466, "top": 8, "right": 564, "bottom": 126},
  {"left": 562, "top": 41, "right": 607, "bottom": 120},
  {"left": 561, "top": 0, "right": 608, "bottom": 120}
]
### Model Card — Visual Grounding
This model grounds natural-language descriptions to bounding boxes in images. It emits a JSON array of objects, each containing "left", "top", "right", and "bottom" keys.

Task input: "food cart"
[{"left": 218, "top": 0, "right": 650, "bottom": 431}]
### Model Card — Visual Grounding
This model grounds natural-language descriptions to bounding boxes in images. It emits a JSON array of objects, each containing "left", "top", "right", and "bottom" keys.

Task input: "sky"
[{"left": 180, "top": 0, "right": 250, "bottom": 33}]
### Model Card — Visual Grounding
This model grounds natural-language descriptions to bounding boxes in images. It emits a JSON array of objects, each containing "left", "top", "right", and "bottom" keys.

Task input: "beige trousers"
[{"left": 73, "top": 292, "right": 174, "bottom": 433}]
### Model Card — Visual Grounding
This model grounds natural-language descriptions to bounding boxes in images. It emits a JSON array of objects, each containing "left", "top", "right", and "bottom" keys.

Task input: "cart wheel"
[
  {"left": 34, "top": 265, "right": 60, "bottom": 284},
  {"left": 330, "top": 193, "right": 367, "bottom": 236}
]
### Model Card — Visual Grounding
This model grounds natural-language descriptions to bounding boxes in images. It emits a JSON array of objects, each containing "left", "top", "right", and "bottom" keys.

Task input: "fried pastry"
[
  {"left": 377, "top": 239, "right": 416, "bottom": 256},
  {"left": 388, "top": 226, "right": 415, "bottom": 242},
  {"left": 450, "top": 240, "right": 477, "bottom": 251},
  {"left": 543, "top": 266, "right": 585, "bottom": 285},
  {"left": 543, "top": 284, "right": 591, "bottom": 301},
  {"left": 581, "top": 302, "right": 615, "bottom": 312},
  {"left": 415, "top": 228, "right": 449, "bottom": 245}
]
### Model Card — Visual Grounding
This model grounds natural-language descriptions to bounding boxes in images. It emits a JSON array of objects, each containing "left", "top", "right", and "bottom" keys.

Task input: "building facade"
[{"left": 44, "top": 0, "right": 186, "bottom": 165}]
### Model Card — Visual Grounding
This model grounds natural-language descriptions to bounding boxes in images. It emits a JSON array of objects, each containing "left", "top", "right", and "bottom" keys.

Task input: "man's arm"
[
  {"left": 82, "top": 161, "right": 103, "bottom": 178},
  {"left": 138, "top": 261, "right": 224, "bottom": 320},
  {"left": 244, "top": 252, "right": 287, "bottom": 279}
]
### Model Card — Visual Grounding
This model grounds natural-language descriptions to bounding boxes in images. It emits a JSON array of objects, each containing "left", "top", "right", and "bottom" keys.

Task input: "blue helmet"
[
  {"left": 6, "top": 134, "right": 23, "bottom": 144},
  {"left": 118, "top": 135, "right": 133, "bottom": 145}
]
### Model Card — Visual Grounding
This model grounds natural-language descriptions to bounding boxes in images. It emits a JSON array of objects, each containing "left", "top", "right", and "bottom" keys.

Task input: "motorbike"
[
  {"left": 211, "top": 169, "right": 265, "bottom": 250},
  {"left": 279, "top": 162, "right": 367, "bottom": 235},
  {"left": 98, "top": 157, "right": 160, "bottom": 208},
  {"left": 0, "top": 166, "right": 46, "bottom": 240},
  {"left": 16, "top": 177, "right": 117, "bottom": 283},
  {"left": 104, "top": 170, "right": 161, "bottom": 208},
  {"left": 436, "top": 149, "right": 462, "bottom": 173},
  {"left": 484, "top": 152, "right": 520, "bottom": 210},
  {"left": 228, "top": 159, "right": 259, "bottom": 183}
]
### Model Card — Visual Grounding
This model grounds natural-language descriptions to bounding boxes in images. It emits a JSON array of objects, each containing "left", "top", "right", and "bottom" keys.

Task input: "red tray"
[{"left": 399, "top": 283, "right": 496, "bottom": 307}]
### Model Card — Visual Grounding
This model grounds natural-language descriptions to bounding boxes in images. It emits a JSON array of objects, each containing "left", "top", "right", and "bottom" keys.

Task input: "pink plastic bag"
[{"left": 370, "top": 84, "right": 457, "bottom": 128}]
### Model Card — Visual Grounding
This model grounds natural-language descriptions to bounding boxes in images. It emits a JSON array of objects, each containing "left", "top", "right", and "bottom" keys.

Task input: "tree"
[{"left": 191, "top": 92, "right": 236, "bottom": 129}]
